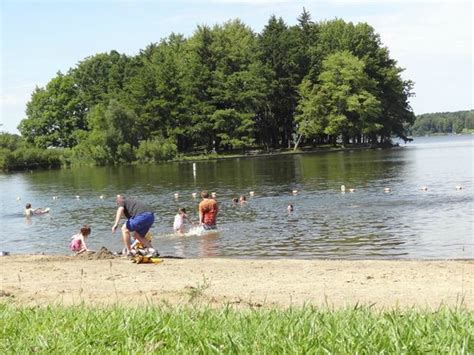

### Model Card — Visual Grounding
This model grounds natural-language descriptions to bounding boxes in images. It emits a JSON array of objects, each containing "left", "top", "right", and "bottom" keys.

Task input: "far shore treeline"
[
  {"left": 409, "top": 110, "right": 473, "bottom": 136},
  {"left": 0, "top": 10, "right": 466, "bottom": 171}
]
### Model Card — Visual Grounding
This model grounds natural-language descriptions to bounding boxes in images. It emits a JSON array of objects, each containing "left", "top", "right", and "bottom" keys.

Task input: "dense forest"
[
  {"left": 409, "top": 110, "right": 474, "bottom": 136},
  {"left": 2, "top": 10, "right": 418, "bottom": 170}
]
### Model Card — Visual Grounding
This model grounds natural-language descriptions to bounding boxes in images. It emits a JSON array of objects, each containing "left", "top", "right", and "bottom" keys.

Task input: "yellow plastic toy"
[
  {"left": 131, "top": 255, "right": 163, "bottom": 264},
  {"left": 134, "top": 232, "right": 153, "bottom": 250}
]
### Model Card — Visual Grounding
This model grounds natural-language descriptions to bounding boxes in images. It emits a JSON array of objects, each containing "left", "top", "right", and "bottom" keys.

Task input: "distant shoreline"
[{"left": 170, "top": 142, "right": 404, "bottom": 163}]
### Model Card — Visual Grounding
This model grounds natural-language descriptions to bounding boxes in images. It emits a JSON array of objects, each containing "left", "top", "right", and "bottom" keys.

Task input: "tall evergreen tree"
[{"left": 257, "top": 16, "right": 299, "bottom": 148}]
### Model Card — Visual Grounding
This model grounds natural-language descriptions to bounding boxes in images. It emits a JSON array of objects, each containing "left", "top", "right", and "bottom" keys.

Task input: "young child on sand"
[
  {"left": 69, "top": 225, "right": 91, "bottom": 255},
  {"left": 173, "top": 208, "right": 191, "bottom": 235}
]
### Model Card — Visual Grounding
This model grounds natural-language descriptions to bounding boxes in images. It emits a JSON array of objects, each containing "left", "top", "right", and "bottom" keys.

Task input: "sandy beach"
[{"left": 1, "top": 254, "right": 472, "bottom": 309}]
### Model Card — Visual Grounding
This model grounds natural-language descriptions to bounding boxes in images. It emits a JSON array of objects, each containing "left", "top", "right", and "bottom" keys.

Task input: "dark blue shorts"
[{"left": 126, "top": 212, "right": 154, "bottom": 237}]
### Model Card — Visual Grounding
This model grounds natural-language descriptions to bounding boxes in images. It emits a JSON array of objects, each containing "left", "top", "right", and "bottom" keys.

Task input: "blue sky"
[{"left": 1, "top": 0, "right": 472, "bottom": 134}]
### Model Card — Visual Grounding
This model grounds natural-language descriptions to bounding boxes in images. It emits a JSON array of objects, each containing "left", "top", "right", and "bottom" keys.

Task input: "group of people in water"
[
  {"left": 26, "top": 190, "right": 219, "bottom": 257},
  {"left": 25, "top": 189, "right": 291, "bottom": 257}
]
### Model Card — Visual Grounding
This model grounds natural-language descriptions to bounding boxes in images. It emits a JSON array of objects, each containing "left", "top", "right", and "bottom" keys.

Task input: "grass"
[{"left": 1, "top": 303, "right": 472, "bottom": 354}]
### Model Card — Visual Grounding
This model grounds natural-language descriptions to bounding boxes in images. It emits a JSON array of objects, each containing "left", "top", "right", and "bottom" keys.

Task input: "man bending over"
[{"left": 112, "top": 194, "right": 157, "bottom": 256}]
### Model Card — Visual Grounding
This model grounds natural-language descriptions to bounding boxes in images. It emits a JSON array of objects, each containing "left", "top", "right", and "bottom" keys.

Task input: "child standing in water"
[
  {"left": 69, "top": 225, "right": 91, "bottom": 254},
  {"left": 173, "top": 208, "right": 191, "bottom": 235}
]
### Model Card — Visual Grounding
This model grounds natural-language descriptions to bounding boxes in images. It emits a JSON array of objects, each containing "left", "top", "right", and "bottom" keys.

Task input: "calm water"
[{"left": 1, "top": 135, "right": 472, "bottom": 259}]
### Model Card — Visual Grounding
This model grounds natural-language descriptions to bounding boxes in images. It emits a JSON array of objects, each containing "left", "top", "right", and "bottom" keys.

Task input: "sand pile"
[{"left": 76, "top": 247, "right": 116, "bottom": 260}]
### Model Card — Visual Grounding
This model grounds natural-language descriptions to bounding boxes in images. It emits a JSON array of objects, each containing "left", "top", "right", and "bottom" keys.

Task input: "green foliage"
[
  {"left": 0, "top": 132, "right": 23, "bottom": 150},
  {"left": 257, "top": 15, "right": 300, "bottom": 148},
  {"left": 0, "top": 132, "right": 67, "bottom": 171},
  {"left": 16, "top": 10, "right": 420, "bottom": 166},
  {"left": 19, "top": 73, "right": 86, "bottom": 148},
  {"left": 211, "top": 109, "right": 255, "bottom": 149},
  {"left": 135, "top": 137, "right": 178, "bottom": 163},
  {"left": 1, "top": 304, "right": 472, "bottom": 353},
  {"left": 0, "top": 146, "right": 63, "bottom": 171},
  {"left": 411, "top": 110, "right": 474, "bottom": 136},
  {"left": 296, "top": 51, "right": 381, "bottom": 144},
  {"left": 72, "top": 51, "right": 137, "bottom": 108}
]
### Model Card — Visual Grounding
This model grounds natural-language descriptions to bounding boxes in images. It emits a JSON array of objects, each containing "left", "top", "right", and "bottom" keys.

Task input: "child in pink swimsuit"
[{"left": 69, "top": 225, "right": 91, "bottom": 254}]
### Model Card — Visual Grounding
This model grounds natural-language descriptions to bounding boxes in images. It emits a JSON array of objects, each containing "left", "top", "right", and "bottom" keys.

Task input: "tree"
[
  {"left": 74, "top": 100, "right": 138, "bottom": 164},
  {"left": 19, "top": 73, "right": 86, "bottom": 148},
  {"left": 72, "top": 51, "right": 136, "bottom": 108},
  {"left": 257, "top": 16, "right": 300, "bottom": 148},
  {"left": 295, "top": 51, "right": 381, "bottom": 146},
  {"left": 126, "top": 35, "right": 187, "bottom": 147},
  {"left": 181, "top": 20, "right": 265, "bottom": 151}
]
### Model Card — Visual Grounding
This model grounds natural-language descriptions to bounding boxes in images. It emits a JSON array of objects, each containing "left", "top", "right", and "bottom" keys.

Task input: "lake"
[{"left": 1, "top": 135, "right": 472, "bottom": 259}]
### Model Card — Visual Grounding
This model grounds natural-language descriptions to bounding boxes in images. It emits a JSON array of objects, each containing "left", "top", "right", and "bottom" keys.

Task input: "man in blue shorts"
[{"left": 112, "top": 194, "right": 157, "bottom": 256}]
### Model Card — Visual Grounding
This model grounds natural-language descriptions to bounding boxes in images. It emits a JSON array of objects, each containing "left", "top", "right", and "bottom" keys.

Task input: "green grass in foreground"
[{"left": 1, "top": 303, "right": 472, "bottom": 354}]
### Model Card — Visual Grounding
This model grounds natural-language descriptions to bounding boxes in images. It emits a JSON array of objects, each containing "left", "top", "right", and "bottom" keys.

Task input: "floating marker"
[
  {"left": 455, "top": 186, "right": 463, "bottom": 190},
  {"left": 192, "top": 192, "right": 197, "bottom": 198},
  {"left": 292, "top": 190, "right": 298, "bottom": 195},
  {"left": 384, "top": 188, "right": 391, "bottom": 193},
  {"left": 99, "top": 195, "right": 104, "bottom": 199},
  {"left": 75, "top": 196, "right": 80, "bottom": 199},
  {"left": 174, "top": 193, "right": 179, "bottom": 199},
  {"left": 211, "top": 192, "right": 217, "bottom": 198},
  {"left": 349, "top": 188, "right": 356, "bottom": 193},
  {"left": 249, "top": 191, "right": 255, "bottom": 196},
  {"left": 16, "top": 196, "right": 21, "bottom": 201},
  {"left": 341, "top": 185, "right": 346, "bottom": 192},
  {"left": 420, "top": 187, "right": 428, "bottom": 191}
]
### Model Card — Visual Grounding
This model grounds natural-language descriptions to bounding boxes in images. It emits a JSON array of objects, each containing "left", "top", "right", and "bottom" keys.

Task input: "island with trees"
[{"left": 1, "top": 10, "right": 419, "bottom": 171}]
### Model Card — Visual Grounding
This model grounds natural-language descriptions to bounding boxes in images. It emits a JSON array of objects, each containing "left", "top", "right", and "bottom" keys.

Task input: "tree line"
[
  {"left": 409, "top": 110, "right": 473, "bottom": 136},
  {"left": 3, "top": 10, "right": 417, "bottom": 169}
]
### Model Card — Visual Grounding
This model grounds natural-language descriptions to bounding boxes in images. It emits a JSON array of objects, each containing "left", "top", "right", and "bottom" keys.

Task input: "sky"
[{"left": 1, "top": 0, "right": 472, "bottom": 134}]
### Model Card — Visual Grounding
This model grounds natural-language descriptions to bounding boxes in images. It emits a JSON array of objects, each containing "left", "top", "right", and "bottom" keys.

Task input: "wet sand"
[{"left": 1, "top": 255, "right": 472, "bottom": 309}]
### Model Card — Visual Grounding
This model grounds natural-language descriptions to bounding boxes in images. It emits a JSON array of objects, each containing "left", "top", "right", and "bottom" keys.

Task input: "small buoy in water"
[
  {"left": 249, "top": 191, "right": 255, "bottom": 196},
  {"left": 53, "top": 196, "right": 58, "bottom": 200},
  {"left": 99, "top": 195, "right": 104, "bottom": 199},
  {"left": 174, "top": 193, "right": 179, "bottom": 199},
  {"left": 211, "top": 192, "right": 217, "bottom": 198},
  {"left": 75, "top": 195, "right": 80, "bottom": 199},
  {"left": 192, "top": 192, "right": 197, "bottom": 198},
  {"left": 292, "top": 190, "right": 298, "bottom": 195},
  {"left": 420, "top": 187, "right": 428, "bottom": 191},
  {"left": 384, "top": 188, "right": 391, "bottom": 193},
  {"left": 349, "top": 188, "right": 356, "bottom": 193},
  {"left": 341, "top": 185, "right": 346, "bottom": 193},
  {"left": 16, "top": 196, "right": 21, "bottom": 201},
  {"left": 455, "top": 186, "right": 463, "bottom": 190}
]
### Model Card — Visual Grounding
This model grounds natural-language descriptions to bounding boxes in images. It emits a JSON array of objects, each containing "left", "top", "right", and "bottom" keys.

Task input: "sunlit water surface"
[{"left": 1, "top": 135, "right": 472, "bottom": 259}]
